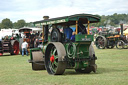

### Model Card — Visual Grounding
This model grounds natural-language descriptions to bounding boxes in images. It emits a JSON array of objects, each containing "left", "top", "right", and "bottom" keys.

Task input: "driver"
[
  {"left": 63, "top": 26, "right": 73, "bottom": 40},
  {"left": 78, "top": 23, "right": 87, "bottom": 34}
]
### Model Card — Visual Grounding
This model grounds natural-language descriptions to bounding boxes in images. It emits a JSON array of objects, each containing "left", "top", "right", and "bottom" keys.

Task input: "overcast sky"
[{"left": 0, "top": 0, "right": 128, "bottom": 22}]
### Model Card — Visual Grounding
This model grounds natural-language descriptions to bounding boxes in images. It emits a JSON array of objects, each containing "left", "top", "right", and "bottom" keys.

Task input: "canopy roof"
[
  {"left": 34, "top": 13, "right": 101, "bottom": 26},
  {"left": 19, "top": 27, "right": 42, "bottom": 32}
]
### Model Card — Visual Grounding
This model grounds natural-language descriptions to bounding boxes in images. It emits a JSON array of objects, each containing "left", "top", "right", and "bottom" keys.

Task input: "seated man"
[
  {"left": 78, "top": 23, "right": 87, "bottom": 34},
  {"left": 63, "top": 26, "right": 73, "bottom": 40}
]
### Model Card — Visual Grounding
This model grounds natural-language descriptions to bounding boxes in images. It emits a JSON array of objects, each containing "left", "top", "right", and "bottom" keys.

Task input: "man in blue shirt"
[{"left": 63, "top": 26, "right": 73, "bottom": 40}]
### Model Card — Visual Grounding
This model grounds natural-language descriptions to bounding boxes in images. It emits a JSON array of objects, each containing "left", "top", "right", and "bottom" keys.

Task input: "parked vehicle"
[
  {"left": 0, "top": 36, "right": 19, "bottom": 56},
  {"left": 116, "top": 24, "right": 128, "bottom": 49},
  {"left": 19, "top": 27, "right": 42, "bottom": 54},
  {"left": 95, "top": 24, "right": 128, "bottom": 49}
]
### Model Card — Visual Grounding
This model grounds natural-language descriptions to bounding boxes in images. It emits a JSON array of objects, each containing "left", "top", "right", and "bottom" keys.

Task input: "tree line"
[
  {"left": 0, "top": 18, "right": 33, "bottom": 29},
  {"left": 0, "top": 13, "right": 128, "bottom": 29},
  {"left": 91, "top": 13, "right": 128, "bottom": 27}
]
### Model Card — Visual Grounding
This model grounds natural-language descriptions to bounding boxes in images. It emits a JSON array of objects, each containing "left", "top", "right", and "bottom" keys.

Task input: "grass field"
[{"left": 0, "top": 46, "right": 128, "bottom": 85}]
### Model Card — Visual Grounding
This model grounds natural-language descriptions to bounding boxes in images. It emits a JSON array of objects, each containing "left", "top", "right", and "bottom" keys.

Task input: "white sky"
[{"left": 0, "top": 0, "right": 128, "bottom": 22}]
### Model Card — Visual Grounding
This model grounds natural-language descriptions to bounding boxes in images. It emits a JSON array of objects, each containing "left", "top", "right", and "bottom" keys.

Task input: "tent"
[{"left": 123, "top": 28, "right": 128, "bottom": 35}]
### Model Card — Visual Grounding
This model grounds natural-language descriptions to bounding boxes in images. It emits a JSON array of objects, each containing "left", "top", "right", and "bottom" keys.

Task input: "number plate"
[{"left": 81, "top": 38, "right": 91, "bottom": 41}]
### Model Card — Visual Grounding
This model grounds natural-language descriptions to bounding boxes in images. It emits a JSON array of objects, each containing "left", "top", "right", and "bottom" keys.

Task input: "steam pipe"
[{"left": 44, "top": 25, "right": 48, "bottom": 42}]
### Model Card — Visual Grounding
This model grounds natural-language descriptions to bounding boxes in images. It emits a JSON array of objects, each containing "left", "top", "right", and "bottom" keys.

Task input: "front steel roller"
[
  {"left": 95, "top": 36, "right": 107, "bottom": 49},
  {"left": 31, "top": 51, "right": 45, "bottom": 70},
  {"left": 10, "top": 40, "right": 19, "bottom": 55},
  {"left": 116, "top": 40, "right": 125, "bottom": 49},
  {"left": 75, "top": 43, "right": 97, "bottom": 73},
  {"left": 45, "top": 42, "right": 67, "bottom": 75}
]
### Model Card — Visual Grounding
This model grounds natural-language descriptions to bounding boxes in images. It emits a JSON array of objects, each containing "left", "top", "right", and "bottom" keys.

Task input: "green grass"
[{"left": 0, "top": 46, "right": 128, "bottom": 85}]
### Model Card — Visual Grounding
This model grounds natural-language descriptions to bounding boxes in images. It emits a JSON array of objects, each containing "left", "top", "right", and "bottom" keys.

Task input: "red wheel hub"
[
  {"left": 13, "top": 41, "right": 19, "bottom": 55},
  {"left": 0, "top": 53, "right": 3, "bottom": 56},
  {"left": 50, "top": 55, "right": 55, "bottom": 63}
]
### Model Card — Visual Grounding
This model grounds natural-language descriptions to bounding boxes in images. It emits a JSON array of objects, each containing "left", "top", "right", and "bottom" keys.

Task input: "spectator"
[{"left": 21, "top": 39, "right": 28, "bottom": 56}]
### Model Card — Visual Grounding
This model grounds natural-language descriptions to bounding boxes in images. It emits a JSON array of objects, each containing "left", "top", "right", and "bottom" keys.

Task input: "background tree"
[
  {"left": 13, "top": 22, "right": 18, "bottom": 29},
  {"left": 91, "top": 13, "right": 128, "bottom": 27},
  {"left": 15, "top": 19, "right": 26, "bottom": 29},
  {"left": 0, "top": 18, "right": 13, "bottom": 29},
  {"left": 26, "top": 22, "right": 34, "bottom": 27}
]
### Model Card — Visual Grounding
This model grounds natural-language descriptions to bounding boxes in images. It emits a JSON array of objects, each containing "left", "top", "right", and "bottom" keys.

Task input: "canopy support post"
[
  {"left": 76, "top": 21, "right": 78, "bottom": 34},
  {"left": 42, "top": 26, "right": 44, "bottom": 42},
  {"left": 87, "top": 21, "right": 90, "bottom": 34}
]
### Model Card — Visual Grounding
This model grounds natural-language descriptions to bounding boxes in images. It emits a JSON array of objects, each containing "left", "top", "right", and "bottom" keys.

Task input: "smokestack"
[
  {"left": 120, "top": 24, "right": 123, "bottom": 36},
  {"left": 43, "top": 16, "right": 49, "bottom": 20},
  {"left": 43, "top": 16, "right": 49, "bottom": 42}
]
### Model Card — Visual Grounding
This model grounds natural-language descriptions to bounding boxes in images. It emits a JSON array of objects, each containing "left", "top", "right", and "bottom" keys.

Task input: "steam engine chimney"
[
  {"left": 43, "top": 16, "right": 49, "bottom": 20},
  {"left": 120, "top": 24, "right": 123, "bottom": 37},
  {"left": 43, "top": 16, "right": 49, "bottom": 42}
]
